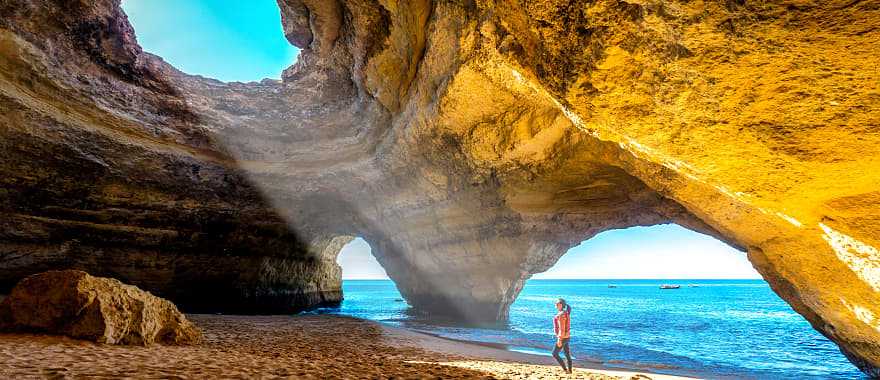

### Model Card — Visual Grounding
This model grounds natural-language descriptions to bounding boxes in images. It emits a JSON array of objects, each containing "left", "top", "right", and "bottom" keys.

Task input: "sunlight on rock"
[
  {"left": 843, "top": 300, "right": 880, "bottom": 332},
  {"left": 820, "top": 223, "right": 880, "bottom": 292},
  {"left": 777, "top": 213, "right": 803, "bottom": 228}
]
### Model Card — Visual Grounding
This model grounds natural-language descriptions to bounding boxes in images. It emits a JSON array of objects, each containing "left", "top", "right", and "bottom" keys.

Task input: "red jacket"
[{"left": 554, "top": 309, "right": 571, "bottom": 339}]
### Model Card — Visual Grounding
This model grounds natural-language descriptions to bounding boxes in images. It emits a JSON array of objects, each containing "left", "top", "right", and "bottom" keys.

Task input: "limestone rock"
[
  {"left": 0, "top": 0, "right": 878, "bottom": 376},
  {"left": 0, "top": 270, "right": 202, "bottom": 345}
]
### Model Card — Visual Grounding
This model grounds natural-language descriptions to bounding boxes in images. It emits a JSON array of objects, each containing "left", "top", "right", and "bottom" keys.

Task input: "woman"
[{"left": 552, "top": 298, "right": 573, "bottom": 374}]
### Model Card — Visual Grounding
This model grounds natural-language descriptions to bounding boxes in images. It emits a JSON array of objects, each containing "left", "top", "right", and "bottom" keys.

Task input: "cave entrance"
[
  {"left": 336, "top": 237, "right": 389, "bottom": 280},
  {"left": 333, "top": 238, "right": 409, "bottom": 319},
  {"left": 533, "top": 224, "right": 757, "bottom": 280},
  {"left": 121, "top": 0, "right": 299, "bottom": 82},
  {"left": 519, "top": 224, "right": 853, "bottom": 378}
]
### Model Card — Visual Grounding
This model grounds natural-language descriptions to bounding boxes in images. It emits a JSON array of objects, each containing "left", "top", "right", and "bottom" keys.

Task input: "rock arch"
[{"left": 0, "top": 0, "right": 878, "bottom": 376}]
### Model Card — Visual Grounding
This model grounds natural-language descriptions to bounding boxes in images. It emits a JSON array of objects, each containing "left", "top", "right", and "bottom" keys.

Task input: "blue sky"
[
  {"left": 338, "top": 225, "right": 761, "bottom": 280},
  {"left": 122, "top": 0, "right": 298, "bottom": 82},
  {"left": 123, "top": 1, "right": 760, "bottom": 280}
]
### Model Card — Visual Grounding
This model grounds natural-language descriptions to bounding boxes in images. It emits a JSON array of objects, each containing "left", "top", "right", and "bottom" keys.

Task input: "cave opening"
[
  {"left": 515, "top": 224, "right": 854, "bottom": 377},
  {"left": 336, "top": 237, "right": 389, "bottom": 281},
  {"left": 533, "top": 224, "right": 758, "bottom": 280},
  {"left": 121, "top": 0, "right": 299, "bottom": 83},
  {"left": 333, "top": 237, "right": 410, "bottom": 320}
]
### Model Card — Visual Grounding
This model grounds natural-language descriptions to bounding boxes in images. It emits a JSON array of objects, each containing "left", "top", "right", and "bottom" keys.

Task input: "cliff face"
[
  {"left": 0, "top": 0, "right": 345, "bottom": 313},
  {"left": 0, "top": 0, "right": 878, "bottom": 375}
]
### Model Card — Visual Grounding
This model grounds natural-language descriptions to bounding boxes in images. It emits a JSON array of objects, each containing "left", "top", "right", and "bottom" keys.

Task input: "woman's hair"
[{"left": 556, "top": 298, "right": 571, "bottom": 312}]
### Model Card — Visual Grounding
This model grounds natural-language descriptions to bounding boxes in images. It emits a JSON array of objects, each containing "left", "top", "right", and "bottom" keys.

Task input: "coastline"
[
  {"left": 378, "top": 319, "right": 697, "bottom": 380},
  {"left": 0, "top": 313, "right": 696, "bottom": 379}
]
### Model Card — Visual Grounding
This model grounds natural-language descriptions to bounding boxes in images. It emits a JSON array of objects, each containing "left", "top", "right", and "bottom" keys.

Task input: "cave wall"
[
  {"left": 0, "top": 0, "right": 878, "bottom": 376},
  {"left": 0, "top": 0, "right": 346, "bottom": 313}
]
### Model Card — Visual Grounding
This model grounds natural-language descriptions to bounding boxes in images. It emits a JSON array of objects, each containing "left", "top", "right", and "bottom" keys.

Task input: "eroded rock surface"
[
  {"left": 0, "top": 270, "right": 201, "bottom": 345},
  {"left": 0, "top": 0, "right": 878, "bottom": 375}
]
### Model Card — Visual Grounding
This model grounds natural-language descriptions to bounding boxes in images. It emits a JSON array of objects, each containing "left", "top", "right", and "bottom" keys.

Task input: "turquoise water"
[{"left": 312, "top": 279, "right": 865, "bottom": 379}]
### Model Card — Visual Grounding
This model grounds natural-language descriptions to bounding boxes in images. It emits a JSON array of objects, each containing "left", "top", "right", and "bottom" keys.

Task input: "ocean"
[{"left": 312, "top": 279, "right": 864, "bottom": 379}]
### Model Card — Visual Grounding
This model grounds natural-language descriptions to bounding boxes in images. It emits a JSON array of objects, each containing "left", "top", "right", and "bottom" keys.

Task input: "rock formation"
[
  {"left": 0, "top": 0, "right": 877, "bottom": 376},
  {"left": 0, "top": 270, "right": 202, "bottom": 345}
]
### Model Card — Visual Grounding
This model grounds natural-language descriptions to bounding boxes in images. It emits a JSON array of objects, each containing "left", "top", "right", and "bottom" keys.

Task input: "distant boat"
[
  {"left": 608, "top": 284, "right": 617, "bottom": 288},
  {"left": 688, "top": 284, "right": 699, "bottom": 288},
  {"left": 659, "top": 284, "right": 681, "bottom": 289}
]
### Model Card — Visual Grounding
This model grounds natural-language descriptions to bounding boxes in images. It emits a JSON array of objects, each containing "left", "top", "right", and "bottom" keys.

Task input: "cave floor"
[{"left": 0, "top": 314, "right": 689, "bottom": 379}]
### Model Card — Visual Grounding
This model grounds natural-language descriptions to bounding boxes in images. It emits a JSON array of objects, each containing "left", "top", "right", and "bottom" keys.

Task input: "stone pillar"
[{"left": 363, "top": 231, "right": 564, "bottom": 324}]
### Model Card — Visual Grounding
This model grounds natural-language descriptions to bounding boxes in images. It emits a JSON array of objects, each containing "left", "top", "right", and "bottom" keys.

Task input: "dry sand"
[{"left": 0, "top": 314, "right": 696, "bottom": 379}]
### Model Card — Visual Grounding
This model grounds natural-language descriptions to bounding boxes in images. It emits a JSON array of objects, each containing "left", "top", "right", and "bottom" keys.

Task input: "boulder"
[{"left": 0, "top": 270, "right": 201, "bottom": 345}]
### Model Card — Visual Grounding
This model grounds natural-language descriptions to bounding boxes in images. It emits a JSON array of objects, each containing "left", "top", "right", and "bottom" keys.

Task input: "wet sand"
[{"left": 0, "top": 314, "right": 695, "bottom": 379}]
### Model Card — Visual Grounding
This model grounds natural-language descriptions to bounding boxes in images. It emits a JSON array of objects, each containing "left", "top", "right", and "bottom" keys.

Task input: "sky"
[
  {"left": 122, "top": 0, "right": 299, "bottom": 82},
  {"left": 338, "top": 225, "right": 761, "bottom": 280},
  {"left": 336, "top": 238, "right": 390, "bottom": 280},
  {"left": 122, "top": 2, "right": 760, "bottom": 280},
  {"left": 531, "top": 224, "right": 760, "bottom": 279}
]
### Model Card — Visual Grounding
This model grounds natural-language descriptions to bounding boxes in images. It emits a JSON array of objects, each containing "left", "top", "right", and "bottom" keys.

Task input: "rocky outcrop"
[
  {"left": 0, "top": 0, "right": 878, "bottom": 376},
  {"left": 0, "top": 0, "right": 344, "bottom": 314},
  {"left": 0, "top": 270, "right": 201, "bottom": 345}
]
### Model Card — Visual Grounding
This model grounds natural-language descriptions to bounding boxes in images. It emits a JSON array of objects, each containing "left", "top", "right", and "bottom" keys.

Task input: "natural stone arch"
[{"left": 0, "top": 0, "right": 878, "bottom": 376}]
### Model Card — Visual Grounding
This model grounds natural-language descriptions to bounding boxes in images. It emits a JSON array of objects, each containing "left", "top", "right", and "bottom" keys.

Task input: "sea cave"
[{"left": 1, "top": 0, "right": 879, "bottom": 377}]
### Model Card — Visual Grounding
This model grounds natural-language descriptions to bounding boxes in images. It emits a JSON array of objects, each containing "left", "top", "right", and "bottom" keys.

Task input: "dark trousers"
[{"left": 552, "top": 337, "right": 572, "bottom": 372}]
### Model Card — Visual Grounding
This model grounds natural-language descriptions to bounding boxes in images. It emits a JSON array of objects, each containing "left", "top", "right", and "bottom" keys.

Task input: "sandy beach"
[{"left": 0, "top": 314, "right": 694, "bottom": 379}]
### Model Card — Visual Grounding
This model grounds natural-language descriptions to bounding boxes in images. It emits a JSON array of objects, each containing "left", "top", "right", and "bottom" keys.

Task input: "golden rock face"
[
  {"left": 0, "top": 0, "right": 878, "bottom": 375},
  {"left": 472, "top": 1, "right": 879, "bottom": 373}
]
